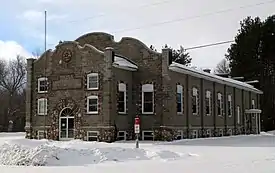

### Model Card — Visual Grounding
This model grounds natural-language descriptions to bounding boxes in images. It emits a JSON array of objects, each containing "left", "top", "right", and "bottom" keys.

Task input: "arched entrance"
[{"left": 59, "top": 107, "right": 75, "bottom": 140}]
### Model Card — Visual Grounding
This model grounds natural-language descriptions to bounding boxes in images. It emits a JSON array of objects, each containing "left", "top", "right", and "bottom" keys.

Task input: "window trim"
[
  {"left": 87, "top": 95, "right": 99, "bottom": 114},
  {"left": 192, "top": 87, "right": 199, "bottom": 115},
  {"left": 176, "top": 85, "right": 183, "bottom": 114},
  {"left": 217, "top": 93, "right": 223, "bottom": 116},
  {"left": 38, "top": 77, "right": 48, "bottom": 93},
  {"left": 142, "top": 130, "right": 154, "bottom": 141},
  {"left": 118, "top": 83, "right": 127, "bottom": 114},
  {"left": 142, "top": 84, "right": 154, "bottom": 114},
  {"left": 228, "top": 94, "right": 232, "bottom": 117},
  {"left": 87, "top": 73, "right": 99, "bottom": 90},
  {"left": 117, "top": 131, "right": 127, "bottom": 141},
  {"left": 236, "top": 106, "right": 240, "bottom": 124},
  {"left": 176, "top": 130, "right": 184, "bottom": 140},
  {"left": 87, "top": 131, "right": 99, "bottom": 141},
  {"left": 219, "top": 129, "right": 223, "bottom": 136},
  {"left": 206, "top": 90, "right": 211, "bottom": 116},
  {"left": 192, "top": 130, "right": 198, "bottom": 138},
  {"left": 37, "top": 98, "right": 47, "bottom": 115},
  {"left": 251, "top": 99, "right": 255, "bottom": 108},
  {"left": 37, "top": 130, "right": 46, "bottom": 140}
]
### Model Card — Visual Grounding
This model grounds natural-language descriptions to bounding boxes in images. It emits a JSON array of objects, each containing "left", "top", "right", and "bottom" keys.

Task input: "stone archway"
[{"left": 48, "top": 98, "right": 82, "bottom": 140}]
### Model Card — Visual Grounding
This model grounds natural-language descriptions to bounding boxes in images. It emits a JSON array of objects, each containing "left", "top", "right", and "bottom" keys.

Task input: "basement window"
[
  {"left": 87, "top": 131, "right": 99, "bottom": 141},
  {"left": 142, "top": 131, "right": 154, "bottom": 141},
  {"left": 117, "top": 131, "right": 127, "bottom": 141}
]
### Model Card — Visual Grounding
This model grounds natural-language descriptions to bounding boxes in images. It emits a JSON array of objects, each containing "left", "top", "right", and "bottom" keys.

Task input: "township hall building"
[{"left": 25, "top": 32, "right": 263, "bottom": 142}]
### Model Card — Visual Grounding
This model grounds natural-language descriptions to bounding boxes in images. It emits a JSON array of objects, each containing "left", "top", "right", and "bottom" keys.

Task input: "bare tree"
[
  {"left": 215, "top": 58, "right": 230, "bottom": 74},
  {"left": 0, "top": 55, "right": 26, "bottom": 131}
]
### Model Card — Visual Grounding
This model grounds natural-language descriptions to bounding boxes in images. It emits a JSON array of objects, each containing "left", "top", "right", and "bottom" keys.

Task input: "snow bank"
[{"left": 0, "top": 140, "right": 187, "bottom": 166}]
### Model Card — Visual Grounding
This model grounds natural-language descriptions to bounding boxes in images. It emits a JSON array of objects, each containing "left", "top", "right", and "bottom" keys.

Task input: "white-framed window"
[
  {"left": 228, "top": 95, "right": 232, "bottom": 117},
  {"left": 142, "top": 131, "right": 154, "bottom": 140},
  {"left": 176, "top": 85, "right": 183, "bottom": 114},
  {"left": 38, "top": 77, "right": 48, "bottom": 93},
  {"left": 237, "top": 106, "right": 240, "bottom": 124},
  {"left": 87, "top": 73, "right": 99, "bottom": 90},
  {"left": 176, "top": 130, "right": 184, "bottom": 140},
  {"left": 192, "top": 130, "right": 198, "bottom": 138},
  {"left": 217, "top": 93, "right": 223, "bottom": 116},
  {"left": 87, "top": 96, "right": 98, "bottom": 114},
  {"left": 142, "top": 84, "right": 154, "bottom": 114},
  {"left": 228, "top": 129, "right": 232, "bottom": 136},
  {"left": 206, "top": 90, "right": 211, "bottom": 116},
  {"left": 118, "top": 83, "right": 127, "bottom": 114},
  {"left": 37, "top": 98, "right": 47, "bottom": 115},
  {"left": 117, "top": 131, "right": 127, "bottom": 141},
  {"left": 219, "top": 129, "right": 223, "bottom": 137},
  {"left": 192, "top": 88, "right": 199, "bottom": 115},
  {"left": 37, "top": 130, "right": 46, "bottom": 140},
  {"left": 251, "top": 99, "right": 255, "bottom": 109},
  {"left": 206, "top": 129, "right": 211, "bottom": 137},
  {"left": 87, "top": 131, "right": 99, "bottom": 141}
]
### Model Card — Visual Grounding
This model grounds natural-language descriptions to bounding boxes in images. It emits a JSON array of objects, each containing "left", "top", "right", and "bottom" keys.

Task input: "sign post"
[{"left": 134, "top": 117, "right": 140, "bottom": 148}]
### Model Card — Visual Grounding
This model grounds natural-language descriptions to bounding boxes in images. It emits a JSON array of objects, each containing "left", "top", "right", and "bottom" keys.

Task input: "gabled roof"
[
  {"left": 113, "top": 55, "right": 138, "bottom": 71},
  {"left": 169, "top": 62, "right": 263, "bottom": 94}
]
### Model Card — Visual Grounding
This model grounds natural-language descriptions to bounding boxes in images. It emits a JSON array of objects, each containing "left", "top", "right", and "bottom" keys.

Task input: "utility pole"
[{"left": 43, "top": 10, "right": 47, "bottom": 139}]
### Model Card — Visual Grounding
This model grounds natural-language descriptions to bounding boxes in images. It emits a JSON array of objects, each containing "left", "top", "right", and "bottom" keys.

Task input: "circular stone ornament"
[{"left": 62, "top": 49, "right": 72, "bottom": 63}]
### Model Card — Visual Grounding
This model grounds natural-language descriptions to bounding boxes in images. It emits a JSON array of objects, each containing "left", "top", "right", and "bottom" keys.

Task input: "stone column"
[{"left": 25, "top": 58, "right": 35, "bottom": 139}]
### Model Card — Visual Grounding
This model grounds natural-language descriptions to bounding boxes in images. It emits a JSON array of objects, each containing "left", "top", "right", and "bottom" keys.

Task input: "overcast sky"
[{"left": 0, "top": 0, "right": 274, "bottom": 68}]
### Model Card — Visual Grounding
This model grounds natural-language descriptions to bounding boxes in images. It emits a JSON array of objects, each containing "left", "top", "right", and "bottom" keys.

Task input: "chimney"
[{"left": 203, "top": 68, "right": 211, "bottom": 73}]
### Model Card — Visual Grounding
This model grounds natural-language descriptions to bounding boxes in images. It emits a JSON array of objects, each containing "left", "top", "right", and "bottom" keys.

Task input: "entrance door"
[{"left": 59, "top": 107, "right": 75, "bottom": 140}]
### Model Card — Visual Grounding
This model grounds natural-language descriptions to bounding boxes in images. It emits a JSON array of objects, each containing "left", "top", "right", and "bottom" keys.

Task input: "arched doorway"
[{"left": 59, "top": 107, "right": 75, "bottom": 140}]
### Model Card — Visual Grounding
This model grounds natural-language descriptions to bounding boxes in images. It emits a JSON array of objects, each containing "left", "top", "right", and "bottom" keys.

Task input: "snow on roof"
[
  {"left": 113, "top": 55, "right": 138, "bottom": 71},
  {"left": 169, "top": 62, "right": 263, "bottom": 94}
]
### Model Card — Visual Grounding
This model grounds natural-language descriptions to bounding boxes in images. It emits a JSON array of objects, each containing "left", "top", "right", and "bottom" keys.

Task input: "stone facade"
[{"left": 25, "top": 32, "right": 263, "bottom": 142}]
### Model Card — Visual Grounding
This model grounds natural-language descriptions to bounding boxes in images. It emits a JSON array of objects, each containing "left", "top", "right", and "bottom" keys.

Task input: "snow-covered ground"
[{"left": 0, "top": 132, "right": 274, "bottom": 173}]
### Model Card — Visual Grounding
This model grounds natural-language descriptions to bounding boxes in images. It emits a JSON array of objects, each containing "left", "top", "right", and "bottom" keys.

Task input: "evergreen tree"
[
  {"left": 164, "top": 44, "right": 191, "bottom": 66},
  {"left": 226, "top": 15, "right": 275, "bottom": 131}
]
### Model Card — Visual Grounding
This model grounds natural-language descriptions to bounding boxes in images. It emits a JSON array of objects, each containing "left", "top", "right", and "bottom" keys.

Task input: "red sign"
[{"left": 135, "top": 117, "right": 140, "bottom": 125}]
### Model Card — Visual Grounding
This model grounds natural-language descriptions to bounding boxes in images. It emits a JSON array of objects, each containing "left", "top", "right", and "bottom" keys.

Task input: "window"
[
  {"left": 228, "top": 95, "right": 232, "bottom": 117},
  {"left": 228, "top": 129, "right": 232, "bottom": 136},
  {"left": 251, "top": 99, "right": 255, "bottom": 109},
  {"left": 87, "top": 131, "right": 99, "bottom": 141},
  {"left": 142, "top": 84, "right": 154, "bottom": 114},
  {"left": 87, "top": 96, "right": 98, "bottom": 114},
  {"left": 37, "top": 130, "right": 46, "bottom": 140},
  {"left": 237, "top": 106, "right": 240, "bottom": 124},
  {"left": 142, "top": 131, "right": 154, "bottom": 140},
  {"left": 38, "top": 77, "right": 48, "bottom": 93},
  {"left": 117, "top": 131, "right": 127, "bottom": 141},
  {"left": 192, "top": 130, "right": 198, "bottom": 138},
  {"left": 192, "top": 88, "right": 199, "bottom": 115},
  {"left": 175, "top": 130, "right": 183, "bottom": 140},
  {"left": 206, "top": 90, "right": 211, "bottom": 116},
  {"left": 87, "top": 73, "right": 99, "bottom": 90},
  {"left": 219, "top": 129, "right": 223, "bottom": 137},
  {"left": 37, "top": 98, "right": 47, "bottom": 115},
  {"left": 206, "top": 129, "right": 211, "bottom": 137},
  {"left": 176, "top": 85, "right": 183, "bottom": 114},
  {"left": 118, "top": 83, "right": 126, "bottom": 114},
  {"left": 217, "top": 93, "right": 223, "bottom": 116}
]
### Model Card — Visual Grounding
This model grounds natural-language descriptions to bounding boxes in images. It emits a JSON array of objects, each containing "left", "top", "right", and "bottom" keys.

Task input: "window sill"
[
  {"left": 206, "top": 114, "right": 211, "bottom": 116},
  {"left": 86, "top": 112, "right": 98, "bottom": 115},
  {"left": 142, "top": 112, "right": 154, "bottom": 115},
  {"left": 177, "top": 112, "right": 184, "bottom": 115},
  {"left": 38, "top": 91, "right": 48, "bottom": 94},
  {"left": 192, "top": 113, "right": 199, "bottom": 116},
  {"left": 87, "top": 88, "right": 99, "bottom": 91},
  {"left": 37, "top": 114, "right": 47, "bottom": 116},
  {"left": 118, "top": 112, "right": 127, "bottom": 115}
]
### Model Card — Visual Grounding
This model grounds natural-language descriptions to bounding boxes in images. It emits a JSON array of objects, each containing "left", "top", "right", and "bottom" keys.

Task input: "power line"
[
  {"left": 66, "top": 0, "right": 179, "bottom": 23},
  {"left": 111, "top": 0, "right": 275, "bottom": 34},
  {"left": 185, "top": 40, "right": 234, "bottom": 50}
]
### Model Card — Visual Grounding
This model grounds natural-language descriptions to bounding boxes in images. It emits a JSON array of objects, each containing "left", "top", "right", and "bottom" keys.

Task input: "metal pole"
[
  {"left": 135, "top": 133, "right": 139, "bottom": 148},
  {"left": 43, "top": 10, "right": 47, "bottom": 139}
]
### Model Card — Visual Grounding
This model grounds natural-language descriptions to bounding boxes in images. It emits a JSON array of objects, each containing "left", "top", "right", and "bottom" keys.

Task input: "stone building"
[{"left": 25, "top": 32, "right": 263, "bottom": 142}]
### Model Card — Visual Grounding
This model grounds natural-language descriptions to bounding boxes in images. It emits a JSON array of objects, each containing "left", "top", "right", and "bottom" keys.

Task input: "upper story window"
[
  {"left": 176, "top": 85, "right": 183, "bottom": 114},
  {"left": 142, "top": 84, "right": 154, "bottom": 114},
  {"left": 236, "top": 106, "right": 240, "bottom": 124},
  {"left": 38, "top": 77, "right": 48, "bottom": 93},
  {"left": 192, "top": 87, "right": 199, "bottom": 115},
  {"left": 87, "top": 95, "right": 98, "bottom": 114},
  {"left": 228, "top": 94, "right": 232, "bottom": 117},
  {"left": 205, "top": 90, "right": 211, "bottom": 116},
  {"left": 87, "top": 73, "right": 99, "bottom": 90},
  {"left": 217, "top": 93, "right": 223, "bottom": 116},
  {"left": 118, "top": 83, "right": 126, "bottom": 114},
  {"left": 37, "top": 98, "right": 47, "bottom": 115},
  {"left": 251, "top": 99, "right": 255, "bottom": 109}
]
